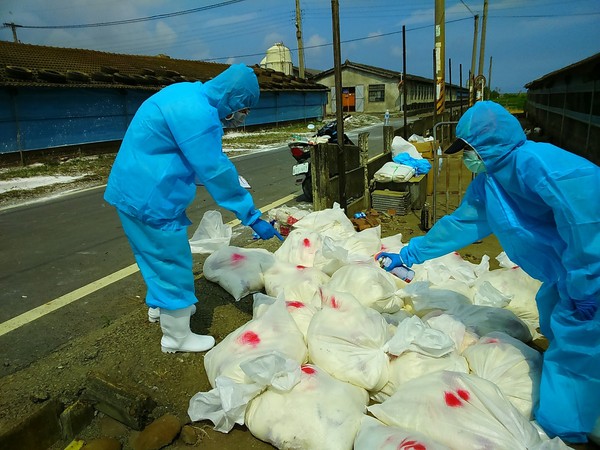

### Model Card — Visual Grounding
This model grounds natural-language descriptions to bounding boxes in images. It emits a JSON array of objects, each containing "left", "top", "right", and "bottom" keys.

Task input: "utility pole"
[
  {"left": 478, "top": 0, "right": 488, "bottom": 77},
  {"left": 488, "top": 56, "right": 493, "bottom": 98},
  {"left": 402, "top": 25, "right": 408, "bottom": 138},
  {"left": 434, "top": 0, "right": 445, "bottom": 117},
  {"left": 469, "top": 15, "right": 479, "bottom": 105},
  {"left": 331, "top": 0, "right": 347, "bottom": 211},
  {"left": 3, "top": 22, "right": 20, "bottom": 43},
  {"left": 295, "top": 0, "right": 306, "bottom": 78}
]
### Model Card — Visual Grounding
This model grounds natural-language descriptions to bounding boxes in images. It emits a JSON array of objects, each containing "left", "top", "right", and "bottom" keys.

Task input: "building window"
[{"left": 368, "top": 84, "right": 385, "bottom": 102}]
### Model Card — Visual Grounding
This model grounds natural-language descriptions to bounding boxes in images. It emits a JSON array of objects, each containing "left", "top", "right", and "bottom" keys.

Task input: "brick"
[{"left": 83, "top": 371, "right": 156, "bottom": 431}]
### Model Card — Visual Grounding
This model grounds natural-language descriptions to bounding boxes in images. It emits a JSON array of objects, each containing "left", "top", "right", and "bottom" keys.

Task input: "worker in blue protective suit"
[
  {"left": 104, "top": 63, "right": 281, "bottom": 354},
  {"left": 379, "top": 101, "right": 600, "bottom": 444}
]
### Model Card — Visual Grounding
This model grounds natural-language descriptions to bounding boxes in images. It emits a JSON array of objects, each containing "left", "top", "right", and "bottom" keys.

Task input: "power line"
[
  {"left": 460, "top": 0, "right": 476, "bottom": 17},
  {"left": 204, "top": 18, "right": 469, "bottom": 62},
  {"left": 3, "top": 0, "right": 247, "bottom": 29}
]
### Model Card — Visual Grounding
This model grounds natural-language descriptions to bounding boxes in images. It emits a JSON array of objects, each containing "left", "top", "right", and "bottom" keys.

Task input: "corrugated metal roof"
[
  {"left": 524, "top": 52, "right": 600, "bottom": 89},
  {"left": 0, "top": 41, "right": 328, "bottom": 92}
]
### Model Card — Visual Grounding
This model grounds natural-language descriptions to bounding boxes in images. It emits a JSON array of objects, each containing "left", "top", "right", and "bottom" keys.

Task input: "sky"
[{"left": 1, "top": 0, "right": 599, "bottom": 93}]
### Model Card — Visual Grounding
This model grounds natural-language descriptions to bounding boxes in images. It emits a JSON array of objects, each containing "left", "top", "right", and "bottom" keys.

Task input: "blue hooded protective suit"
[
  {"left": 402, "top": 101, "right": 600, "bottom": 442},
  {"left": 104, "top": 64, "right": 261, "bottom": 311}
]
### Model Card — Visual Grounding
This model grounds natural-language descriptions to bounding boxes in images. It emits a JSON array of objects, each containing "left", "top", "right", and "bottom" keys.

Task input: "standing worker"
[
  {"left": 378, "top": 101, "right": 600, "bottom": 444},
  {"left": 384, "top": 109, "right": 390, "bottom": 126},
  {"left": 104, "top": 64, "right": 281, "bottom": 354}
]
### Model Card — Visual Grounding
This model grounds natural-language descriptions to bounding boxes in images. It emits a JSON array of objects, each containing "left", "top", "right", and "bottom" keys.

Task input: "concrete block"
[
  {"left": 60, "top": 399, "right": 96, "bottom": 440},
  {"left": 0, "top": 399, "right": 63, "bottom": 450},
  {"left": 83, "top": 371, "right": 156, "bottom": 431}
]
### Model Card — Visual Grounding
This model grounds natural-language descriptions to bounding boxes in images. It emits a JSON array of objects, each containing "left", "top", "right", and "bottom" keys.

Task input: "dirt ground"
[{"left": 0, "top": 195, "right": 515, "bottom": 450}]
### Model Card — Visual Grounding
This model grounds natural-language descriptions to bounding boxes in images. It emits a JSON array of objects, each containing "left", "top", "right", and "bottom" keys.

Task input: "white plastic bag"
[
  {"left": 399, "top": 281, "right": 472, "bottom": 316},
  {"left": 203, "top": 299, "right": 308, "bottom": 386},
  {"left": 188, "top": 352, "right": 300, "bottom": 433},
  {"left": 462, "top": 331, "right": 542, "bottom": 418},
  {"left": 379, "top": 234, "right": 405, "bottom": 254},
  {"left": 391, "top": 135, "right": 422, "bottom": 159},
  {"left": 252, "top": 292, "right": 317, "bottom": 340},
  {"left": 474, "top": 264, "right": 541, "bottom": 327},
  {"left": 273, "top": 228, "right": 327, "bottom": 268},
  {"left": 307, "top": 289, "right": 391, "bottom": 391},
  {"left": 189, "top": 210, "right": 232, "bottom": 254},
  {"left": 245, "top": 364, "right": 369, "bottom": 450},
  {"left": 326, "top": 262, "right": 404, "bottom": 313},
  {"left": 414, "top": 252, "right": 489, "bottom": 287},
  {"left": 291, "top": 203, "right": 357, "bottom": 241},
  {"left": 373, "top": 350, "right": 469, "bottom": 403},
  {"left": 369, "top": 370, "right": 568, "bottom": 449},
  {"left": 384, "top": 315, "right": 456, "bottom": 358},
  {"left": 263, "top": 261, "right": 330, "bottom": 307},
  {"left": 203, "top": 246, "right": 275, "bottom": 301},
  {"left": 428, "top": 303, "right": 533, "bottom": 343},
  {"left": 354, "top": 415, "right": 451, "bottom": 450}
]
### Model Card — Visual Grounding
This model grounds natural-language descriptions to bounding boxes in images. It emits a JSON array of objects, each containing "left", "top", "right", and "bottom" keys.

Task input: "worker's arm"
[{"left": 401, "top": 175, "right": 492, "bottom": 266}]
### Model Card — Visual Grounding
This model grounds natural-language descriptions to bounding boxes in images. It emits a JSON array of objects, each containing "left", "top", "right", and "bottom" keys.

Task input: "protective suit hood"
[
  {"left": 455, "top": 101, "right": 526, "bottom": 172},
  {"left": 202, "top": 63, "right": 260, "bottom": 119}
]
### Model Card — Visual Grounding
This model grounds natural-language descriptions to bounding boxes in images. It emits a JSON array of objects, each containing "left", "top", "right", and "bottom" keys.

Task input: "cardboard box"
[
  {"left": 410, "top": 140, "right": 438, "bottom": 160},
  {"left": 410, "top": 140, "right": 438, "bottom": 195}
]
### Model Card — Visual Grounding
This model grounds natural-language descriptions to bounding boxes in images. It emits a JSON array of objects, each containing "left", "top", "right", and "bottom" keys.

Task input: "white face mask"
[
  {"left": 222, "top": 109, "right": 248, "bottom": 128},
  {"left": 463, "top": 149, "right": 486, "bottom": 173}
]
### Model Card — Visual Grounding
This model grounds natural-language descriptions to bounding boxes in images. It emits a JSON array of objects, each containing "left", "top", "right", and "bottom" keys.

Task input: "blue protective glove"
[
  {"left": 572, "top": 298, "right": 598, "bottom": 321},
  {"left": 250, "top": 218, "right": 283, "bottom": 241},
  {"left": 377, "top": 252, "right": 404, "bottom": 271},
  {"left": 377, "top": 246, "right": 414, "bottom": 271}
]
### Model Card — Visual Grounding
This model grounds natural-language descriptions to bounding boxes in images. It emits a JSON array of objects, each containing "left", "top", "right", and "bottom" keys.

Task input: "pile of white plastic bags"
[{"left": 189, "top": 204, "right": 571, "bottom": 449}]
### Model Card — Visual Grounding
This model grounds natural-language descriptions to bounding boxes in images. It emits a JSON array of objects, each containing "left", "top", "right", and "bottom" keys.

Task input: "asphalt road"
[{"left": 0, "top": 119, "right": 403, "bottom": 376}]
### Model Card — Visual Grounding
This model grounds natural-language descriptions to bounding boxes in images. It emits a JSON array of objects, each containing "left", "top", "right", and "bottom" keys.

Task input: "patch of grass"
[
  {"left": 222, "top": 121, "right": 318, "bottom": 148},
  {"left": 0, "top": 154, "right": 115, "bottom": 181}
]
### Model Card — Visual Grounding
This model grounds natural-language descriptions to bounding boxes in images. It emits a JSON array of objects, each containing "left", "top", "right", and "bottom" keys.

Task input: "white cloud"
[
  {"left": 263, "top": 32, "right": 286, "bottom": 49},
  {"left": 206, "top": 12, "right": 257, "bottom": 27},
  {"left": 305, "top": 34, "right": 327, "bottom": 54}
]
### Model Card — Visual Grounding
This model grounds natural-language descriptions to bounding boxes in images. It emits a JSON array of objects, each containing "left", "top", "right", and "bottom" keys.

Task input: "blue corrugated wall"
[{"left": 0, "top": 86, "right": 326, "bottom": 154}]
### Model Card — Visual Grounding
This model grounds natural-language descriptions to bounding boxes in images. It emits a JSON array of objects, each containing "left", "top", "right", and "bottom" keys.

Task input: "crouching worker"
[
  {"left": 378, "top": 101, "right": 600, "bottom": 444},
  {"left": 104, "top": 64, "right": 281, "bottom": 354}
]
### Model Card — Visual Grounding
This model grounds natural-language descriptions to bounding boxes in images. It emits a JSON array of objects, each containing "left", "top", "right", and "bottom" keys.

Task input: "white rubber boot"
[
  {"left": 159, "top": 306, "right": 214, "bottom": 353},
  {"left": 148, "top": 304, "right": 196, "bottom": 323}
]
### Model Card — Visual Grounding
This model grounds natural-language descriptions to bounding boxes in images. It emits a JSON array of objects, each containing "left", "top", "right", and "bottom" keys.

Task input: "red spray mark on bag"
[
  {"left": 231, "top": 253, "right": 246, "bottom": 265},
  {"left": 329, "top": 296, "right": 339, "bottom": 309},
  {"left": 286, "top": 301, "right": 305, "bottom": 309},
  {"left": 301, "top": 365, "right": 316, "bottom": 375},
  {"left": 303, "top": 238, "right": 311, "bottom": 247},
  {"left": 238, "top": 330, "right": 260, "bottom": 347},
  {"left": 398, "top": 438, "right": 427, "bottom": 450},
  {"left": 444, "top": 389, "right": 470, "bottom": 407}
]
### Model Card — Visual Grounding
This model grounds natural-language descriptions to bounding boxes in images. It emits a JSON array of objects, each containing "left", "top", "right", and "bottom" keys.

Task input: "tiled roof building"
[{"left": 0, "top": 41, "right": 328, "bottom": 157}]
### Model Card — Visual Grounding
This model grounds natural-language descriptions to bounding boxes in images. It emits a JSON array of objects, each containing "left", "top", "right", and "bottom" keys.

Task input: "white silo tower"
[{"left": 259, "top": 43, "right": 293, "bottom": 75}]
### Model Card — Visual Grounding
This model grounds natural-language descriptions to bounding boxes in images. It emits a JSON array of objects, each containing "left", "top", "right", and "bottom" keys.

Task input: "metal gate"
[{"left": 431, "top": 121, "right": 474, "bottom": 224}]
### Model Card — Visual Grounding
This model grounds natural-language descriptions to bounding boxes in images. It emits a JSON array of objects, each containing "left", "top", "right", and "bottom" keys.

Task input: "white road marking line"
[
  {"left": 0, "top": 194, "right": 299, "bottom": 335},
  {"left": 0, "top": 265, "right": 138, "bottom": 337}
]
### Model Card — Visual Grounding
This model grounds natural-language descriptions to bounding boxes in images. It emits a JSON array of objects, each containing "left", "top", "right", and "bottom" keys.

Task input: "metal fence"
[{"left": 431, "top": 121, "right": 473, "bottom": 224}]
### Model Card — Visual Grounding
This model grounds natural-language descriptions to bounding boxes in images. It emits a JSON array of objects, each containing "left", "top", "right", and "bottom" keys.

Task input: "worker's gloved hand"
[
  {"left": 250, "top": 218, "right": 283, "bottom": 241},
  {"left": 377, "top": 252, "right": 406, "bottom": 271},
  {"left": 377, "top": 246, "right": 414, "bottom": 271},
  {"left": 572, "top": 298, "right": 598, "bottom": 321}
]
